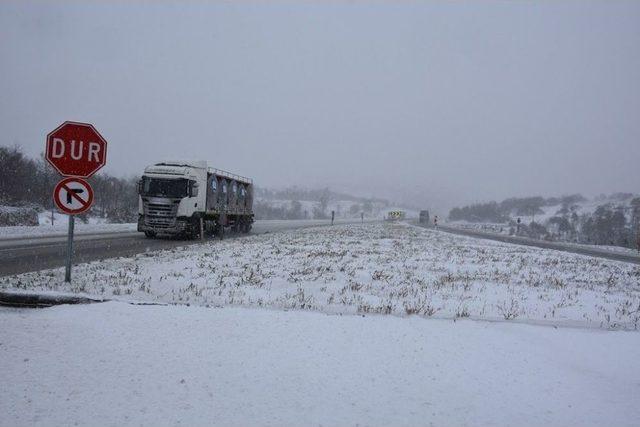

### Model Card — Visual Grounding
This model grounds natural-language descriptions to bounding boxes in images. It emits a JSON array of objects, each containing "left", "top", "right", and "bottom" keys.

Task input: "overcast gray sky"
[{"left": 1, "top": 1, "right": 638, "bottom": 211}]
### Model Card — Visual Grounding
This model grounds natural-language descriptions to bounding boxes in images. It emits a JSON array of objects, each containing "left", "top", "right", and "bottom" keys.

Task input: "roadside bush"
[
  {"left": 448, "top": 201, "right": 508, "bottom": 223},
  {"left": 0, "top": 205, "right": 39, "bottom": 226}
]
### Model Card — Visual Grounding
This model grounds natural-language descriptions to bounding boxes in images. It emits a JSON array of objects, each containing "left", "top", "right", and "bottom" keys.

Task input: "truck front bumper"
[{"left": 137, "top": 216, "right": 188, "bottom": 235}]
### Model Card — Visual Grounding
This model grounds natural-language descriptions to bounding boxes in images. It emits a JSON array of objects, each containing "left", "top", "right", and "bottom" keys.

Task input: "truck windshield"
[{"left": 141, "top": 177, "right": 188, "bottom": 198}]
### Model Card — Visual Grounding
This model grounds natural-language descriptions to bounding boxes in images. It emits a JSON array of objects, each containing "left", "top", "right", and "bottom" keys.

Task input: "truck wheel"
[
  {"left": 190, "top": 219, "right": 202, "bottom": 240},
  {"left": 144, "top": 231, "right": 156, "bottom": 238},
  {"left": 214, "top": 223, "right": 224, "bottom": 240}
]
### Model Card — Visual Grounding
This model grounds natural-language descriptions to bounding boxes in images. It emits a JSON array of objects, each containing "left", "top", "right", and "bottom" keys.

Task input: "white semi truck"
[{"left": 137, "top": 161, "right": 254, "bottom": 239}]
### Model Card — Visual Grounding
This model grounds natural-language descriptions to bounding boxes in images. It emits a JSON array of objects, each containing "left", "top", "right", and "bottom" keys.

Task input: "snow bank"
[
  {"left": 0, "top": 302, "right": 638, "bottom": 427},
  {"left": 0, "top": 206, "right": 132, "bottom": 239},
  {"left": 3, "top": 223, "right": 639, "bottom": 329},
  {"left": 0, "top": 222, "right": 137, "bottom": 239}
]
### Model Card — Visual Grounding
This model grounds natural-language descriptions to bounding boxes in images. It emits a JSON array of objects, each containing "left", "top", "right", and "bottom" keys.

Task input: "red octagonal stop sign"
[{"left": 46, "top": 121, "right": 108, "bottom": 178}]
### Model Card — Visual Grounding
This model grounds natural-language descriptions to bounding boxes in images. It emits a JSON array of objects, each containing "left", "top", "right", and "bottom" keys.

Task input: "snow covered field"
[
  {"left": 2, "top": 223, "right": 639, "bottom": 329},
  {"left": 1, "top": 302, "right": 639, "bottom": 427}
]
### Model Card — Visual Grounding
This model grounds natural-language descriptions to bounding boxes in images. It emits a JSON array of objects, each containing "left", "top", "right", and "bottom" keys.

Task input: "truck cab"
[{"left": 137, "top": 161, "right": 207, "bottom": 238}]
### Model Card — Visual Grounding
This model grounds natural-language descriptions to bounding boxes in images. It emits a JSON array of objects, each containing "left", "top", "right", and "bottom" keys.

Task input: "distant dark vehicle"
[{"left": 419, "top": 210, "right": 430, "bottom": 225}]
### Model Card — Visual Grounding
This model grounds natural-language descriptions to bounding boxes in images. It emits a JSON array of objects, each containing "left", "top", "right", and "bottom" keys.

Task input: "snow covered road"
[
  {"left": 0, "top": 219, "right": 375, "bottom": 276},
  {"left": 1, "top": 302, "right": 639, "bottom": 427}
]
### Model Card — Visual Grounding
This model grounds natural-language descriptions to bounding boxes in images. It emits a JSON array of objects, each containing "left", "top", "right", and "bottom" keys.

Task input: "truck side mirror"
[
  {"left": 137, "top": 179, "right": 143, "bottom": 195},
  {"left": 190, "top": 181, "right": 199, "bottom": 197}
]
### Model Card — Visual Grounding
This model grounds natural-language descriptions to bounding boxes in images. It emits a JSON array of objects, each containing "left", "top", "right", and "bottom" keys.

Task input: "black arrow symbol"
[{"left": 67, "top": 188, "right": 84, "bottom": 204}]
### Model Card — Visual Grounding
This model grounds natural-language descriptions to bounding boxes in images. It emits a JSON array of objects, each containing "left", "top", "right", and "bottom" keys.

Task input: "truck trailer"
[{"left": 137, "top": 161, "right": 254, "bottom": 239}]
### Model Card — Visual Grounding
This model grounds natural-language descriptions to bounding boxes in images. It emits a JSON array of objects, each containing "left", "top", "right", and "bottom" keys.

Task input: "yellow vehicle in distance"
[{"left": 386, "top": 210, "right": 406, "bottom": 221}]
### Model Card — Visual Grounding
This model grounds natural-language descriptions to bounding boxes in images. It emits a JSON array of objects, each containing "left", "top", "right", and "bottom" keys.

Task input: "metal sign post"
[
  {"left": 65, "top": 215, "right": 75, "bottom": 282},
  {"left": 53, "top": 177, "right": 94, "bottom": 283}
]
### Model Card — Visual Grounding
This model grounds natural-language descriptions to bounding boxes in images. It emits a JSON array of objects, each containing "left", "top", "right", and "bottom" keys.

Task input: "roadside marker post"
[{"left": 46, "top": 122, "right": 107, "bottom": 283}]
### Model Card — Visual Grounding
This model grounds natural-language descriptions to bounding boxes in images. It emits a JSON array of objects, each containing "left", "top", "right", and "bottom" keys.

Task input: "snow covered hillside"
[
  {"left": 3, "top": 223, "right": 639, "bottom": 329},
  {"left": 520, "top": 196, "right": 637, "bottom": 226},
  {"left": 449, "top": 194, "right": 638, "bottom": 226},
  {"left": 447, "top": 193, "right": 640, "bottom": 249}
]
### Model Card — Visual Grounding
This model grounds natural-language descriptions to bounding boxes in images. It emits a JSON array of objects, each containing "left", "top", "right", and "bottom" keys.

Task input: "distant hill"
[{"left": 447, "top": 193, "right": 640, "bottom": 248}]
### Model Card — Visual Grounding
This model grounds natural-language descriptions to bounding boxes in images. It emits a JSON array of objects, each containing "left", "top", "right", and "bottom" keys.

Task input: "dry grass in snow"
[{"left": 3, "top": 223, "right": 640, "bottom": 329}]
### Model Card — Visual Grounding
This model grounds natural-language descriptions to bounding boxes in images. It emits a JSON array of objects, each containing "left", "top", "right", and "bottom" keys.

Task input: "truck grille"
[{"left": 143, "top": 200, "right": 179, "bottom": 228}]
